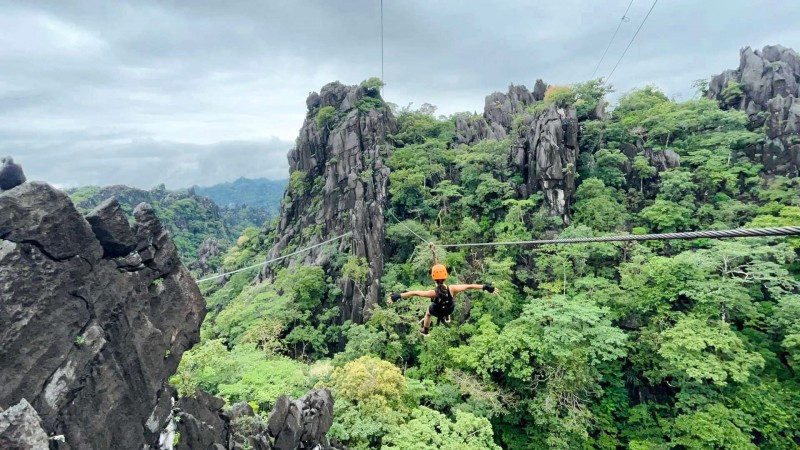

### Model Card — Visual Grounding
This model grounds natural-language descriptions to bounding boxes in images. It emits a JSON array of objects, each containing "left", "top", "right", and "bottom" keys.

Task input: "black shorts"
[{"left": 428, "top": 302, "right": 454, "bottom": 319}]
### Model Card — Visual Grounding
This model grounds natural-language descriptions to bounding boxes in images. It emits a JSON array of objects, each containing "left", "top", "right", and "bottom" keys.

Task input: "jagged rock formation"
[
  {"left": 194, "top": 237, "right": 223, "bottom": 276},
  {"left": 763, "top": 95, "right": 800, "bottom": 176},
  {"left": 454, "top": 81, "right": 548, "bottom": 146},
  {"left": 0, "top": 399, "right": 50, "bottom": 450},
  {"left": 484, "top": 83, "right": 538, "bottom": 129},
  {"left": 1, "top": 162, "right": 339, "bottom": 450},
  {"left": 0, "top": 173, "right": 205, "bottom": 449},
  {"left": 164, "top": 389, "right": 339, "bottom": 450},
  {"left": 454, "top": 113, "right": 505, "bottom": 145},
  {"left": 0, "top": 156, "right": 26, "bottom": 191},
  {"left": 708, "top": 45, "right": 800, "bottom": 115},
  {"left": 263, "top": 81, "right": 396, "bottom": 323},
  {"left": 708, "top": 45, "right": 800, "bottom": 175},
  {"left": 452, "top": 80, "right": 582, "bottom": 223},
  {"left": 512, "top": 104, "right": 579, "bottom": 223}
]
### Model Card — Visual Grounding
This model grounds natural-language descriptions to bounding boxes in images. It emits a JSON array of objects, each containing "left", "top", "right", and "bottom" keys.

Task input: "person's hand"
[
  {"left": 482, "top": 284, "right": 497, "bottom": 294},
  {"left": 387, "top": 293, "right": 401, "bottom": 305}
]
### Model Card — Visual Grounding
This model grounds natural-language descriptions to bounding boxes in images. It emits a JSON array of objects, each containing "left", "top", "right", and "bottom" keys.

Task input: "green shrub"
[{"left": 316, "top": 106, "right": 338, "bottom": 130}]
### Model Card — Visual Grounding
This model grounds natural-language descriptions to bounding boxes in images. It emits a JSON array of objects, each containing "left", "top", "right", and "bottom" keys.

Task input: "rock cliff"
[
  {"left": 707, "top": 45, "right": 800, "bottom": 175},
  {"left": 0, "top": 167, "right": 339, "bottom": 450},
  {"left": 262, "top": 80, "right": 396, "bottom": 323},
  {"left": 512, "top": 104, "right": 579, "bottom": 224},
  {"left": 0, "top": 173, "right": 205, "bottom": 449}
]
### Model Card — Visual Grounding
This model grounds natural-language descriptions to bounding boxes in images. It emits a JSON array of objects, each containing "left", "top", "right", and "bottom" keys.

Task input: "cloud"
[
  {"left": 1, "top": 0, "right": 799, "bottom": 188},
  {"left": 4, "top": 135, "right": 292, "bottom": 189}
]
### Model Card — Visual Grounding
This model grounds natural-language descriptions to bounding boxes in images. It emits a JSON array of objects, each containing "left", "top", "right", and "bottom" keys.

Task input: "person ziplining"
[{"left": 387, "top": 243, "right": 498, "bottom": 336}]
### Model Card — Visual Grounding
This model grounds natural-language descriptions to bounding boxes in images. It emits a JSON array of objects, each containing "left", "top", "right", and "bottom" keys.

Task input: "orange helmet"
[{"left": 431, "top": 264, "right": 448, "bottom": 281}]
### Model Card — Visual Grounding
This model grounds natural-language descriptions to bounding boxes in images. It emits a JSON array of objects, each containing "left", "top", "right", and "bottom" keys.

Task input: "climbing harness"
[{"left": 195, "top": 232, "right": 353, "bottom": 284}]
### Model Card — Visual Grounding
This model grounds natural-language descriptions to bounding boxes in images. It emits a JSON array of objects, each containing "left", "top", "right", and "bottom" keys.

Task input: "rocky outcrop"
[
  {"left": 194, "top": 237, "right": 223, "bottom": 276},
  {"left": 707, "top": 45, "right": 800, "bottom": 175},
  {"left": 263, "top": 81, "right": 396, "bottom": 323},
  {"left": 85, "top": 198, "right": 138, "bottom": 258},
  {"left": 0, "top": 399, "right": 50, "bottom": 450},
  {"left": 165, "top": 389, "right": 338, "bottom": 450},
  {"left": 454, "top": 113, "right": 506, "bottom": 145},
  {"left": 511, "top": 104, "right": 579, "bottom": 224},
  {"left": 484, "top": 83, "right": 538, "bottom": 130},
  {"left": 708, "top": 45, "right": 800, "bottom": 115},
  {"left": 455, "top": 81, "right": 550, "bottom": 146},
  {"left": 762, "top": 95, "right": 800, "bottom": 176},
  {"left": 0, "top": 156, "right": 26, "bottom": 191},
  {"left": 0, "top": 173, "right": 205, "bottom": 449}
]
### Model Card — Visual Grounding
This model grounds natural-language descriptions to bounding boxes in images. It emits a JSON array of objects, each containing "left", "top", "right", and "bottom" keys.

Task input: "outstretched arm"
[
  {"left": 387, "top": 290, "right": 436, "bottom": 305},
  {"left": 449, "top": 284, "right": 498, "bottom": 295}
]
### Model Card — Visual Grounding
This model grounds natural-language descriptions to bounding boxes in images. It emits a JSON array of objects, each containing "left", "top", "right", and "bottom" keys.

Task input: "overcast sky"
[{"left": 1, "top": 0, "right": 798, "bottom": 189}]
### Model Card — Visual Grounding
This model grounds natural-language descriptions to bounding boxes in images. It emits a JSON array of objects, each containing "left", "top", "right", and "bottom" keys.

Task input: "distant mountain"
[{"left": 194, "top": 177, "right": 287, "bottom": 213}]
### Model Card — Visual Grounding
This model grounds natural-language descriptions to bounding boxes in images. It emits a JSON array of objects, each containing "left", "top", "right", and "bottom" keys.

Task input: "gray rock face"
[
  {"left": 456, "top": 81, "right": 548, "bottom": 146},
  {"left": 454, "top": 113, "right": 505, "bottom": 145},
  {"left": 0, "top": 157, "right": 26, "bottom": 191},
  {"left": 483, "top": 83, "right": 537, "bottom": 129},
  {"left": 0, "top": 399, "right": 49, "bottom": 450},
  {"left": 707, "top": 45, "right": 800, "bottom": 175},
  {"left": 267, "top": 389, "right": 335, "bottom": 450},
  {"left": 762, "top": 95, "right": 800, "bottom": 176},
  {"left": 263, "top": 81, "right": 396, "bottom": 323},
  {"left": 520, "top": 105, "right": 579, "bottom": 224},
  {"left": 708, "top": 45, "right": 800, "bottom": 115},
  {"left": 166, "top": 389, "right": 338, "bottom": 450},
  {"left": 532, "top": 79, "right": 547, "bottom": 101},
  {"left": 85, "top": 198, "right": 138, "bottom": 258},
  {"left": 0, "top": 182, "right": 205, "bottom": 450},
  {"left": 194, "top": 237, "right": 222, "bottom": 276}
]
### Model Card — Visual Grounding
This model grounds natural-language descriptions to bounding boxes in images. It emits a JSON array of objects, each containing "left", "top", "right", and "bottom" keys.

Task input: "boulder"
[
  {"left": 0, "top": 182, "right": 103, "bottom": 261},
  {"left": 0, "top": 399, "right": 49, "bottom": 450},
  {"left": 85, "top": 198, "right": 137, "bottom": 258},
  {"left": 0, "top": 157, "right": 26, "bottom": 191},
  {"left": 708, "top": 45, "right": 800, "bottom": 115},
  {"left": 532, "top": 79, "right": 548, "bottom": 101}
]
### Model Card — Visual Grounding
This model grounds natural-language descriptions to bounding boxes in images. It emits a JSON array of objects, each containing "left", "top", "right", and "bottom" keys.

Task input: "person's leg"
[
  {"left": 423, "top": 309, "right": 433, "bottom": 329},
  {"left": 421, "top": 304, "right": 435, "bottom": 335}
]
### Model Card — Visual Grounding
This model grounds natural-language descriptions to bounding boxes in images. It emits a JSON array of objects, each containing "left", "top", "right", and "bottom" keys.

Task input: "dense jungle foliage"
[{"left": 173, "top": 81, "right": 800, "bottom": 449}]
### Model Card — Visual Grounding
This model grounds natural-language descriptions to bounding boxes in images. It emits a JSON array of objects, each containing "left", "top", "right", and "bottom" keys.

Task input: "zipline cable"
[
  {"left": 437, "top": 226, "right": 800, "bottom": 249},
  {"left": 195, "top": 232, "right": 353, "bottom": 284},
  {"left": 606, "top": 0, "right": 659, "bottom": 82},
  {"left": 388, "top": 210, "right": 432, "bottom": 245},
  {"left": 590, "top": 0, "right": 635, "bottom": 79}
]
